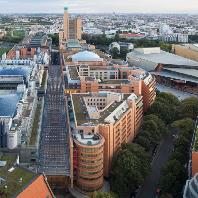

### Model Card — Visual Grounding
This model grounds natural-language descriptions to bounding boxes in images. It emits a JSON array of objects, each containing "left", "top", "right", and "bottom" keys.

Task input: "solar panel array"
[{"left": 38, "top": 53, "right": 70, "bottom": 176}]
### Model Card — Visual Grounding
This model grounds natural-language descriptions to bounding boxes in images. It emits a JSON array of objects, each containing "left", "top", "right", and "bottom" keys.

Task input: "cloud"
[{"left": 0, "top": 0, "right": 197, "bottom": 13}]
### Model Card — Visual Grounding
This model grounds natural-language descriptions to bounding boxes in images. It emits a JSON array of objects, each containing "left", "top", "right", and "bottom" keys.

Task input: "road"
[
  {"left": 157, "top": 84, "right": 197, "bottom": 100},
  {"left": 136, "top": 134, "right": 174, "bottom": 198}
]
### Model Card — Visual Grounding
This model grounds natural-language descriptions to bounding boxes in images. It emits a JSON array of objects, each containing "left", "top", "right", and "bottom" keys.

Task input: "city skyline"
[{"left": 0, "top": 0, "right": 198, "bottom": 14}]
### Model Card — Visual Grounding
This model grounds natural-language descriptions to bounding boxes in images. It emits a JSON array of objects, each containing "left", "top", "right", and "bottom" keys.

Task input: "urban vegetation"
[
  {"left": 29, "top": 103, "right": 42, "bottom": 145},
  {"left": 0, "top": 155, "right": 35, "bottom": 198},
  {"left": 110, "top": 92, "right": 198, "bottom": 198},
  {"left": 41, "top": 70, "right": 47, "bottom": 89},
  {"left": 0, "top": 48, "right": 10, "bottom": 57},
  {"left": 82, "top": 33, "right": 172, "bottom": 55},
  {"left": 110, "top": 143, "right": 151, "bottom": 197},
  {"left": 1, "top": 29, "right": 25, "bottom": 43},
  {"left": 160, "top": 118, "right": 195, "bottom": 198},
  {"left": 48, "top": 33, "right": 59, "bottom": 46}
]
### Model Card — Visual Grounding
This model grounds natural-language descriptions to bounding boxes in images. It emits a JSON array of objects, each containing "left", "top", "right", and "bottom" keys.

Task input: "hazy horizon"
[{"left": 0, "top": 0, "right": 198, "bottom": 14}]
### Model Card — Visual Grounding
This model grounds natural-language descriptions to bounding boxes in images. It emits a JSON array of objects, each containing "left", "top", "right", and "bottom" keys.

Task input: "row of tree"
[
  {"left": 159, "top": 118, "right": 195, "bottom": 198},
  {"left": 148, "top": 92, "right": 198, "bottom": 123},
  {"left": 82, "top": 33, "right": 172, "bottom": 52},
  {"left": 90, "top": 93, "right": 198, "bottom": 198}
]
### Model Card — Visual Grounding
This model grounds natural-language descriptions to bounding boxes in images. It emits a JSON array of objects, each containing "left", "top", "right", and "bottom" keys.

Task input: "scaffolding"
[{"left": 38, "top": 52, "right": 70, "bottom": 176}]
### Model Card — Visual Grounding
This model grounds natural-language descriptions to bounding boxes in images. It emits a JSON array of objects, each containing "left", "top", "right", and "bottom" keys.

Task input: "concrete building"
[
  {"left": 70, "top": 92, "right": 144, "bottom": 185},
  {"left": 64, "top": 50, "right": 156, "bottom": 112},
  {"left": 73, "top": 133, "right": 105, "bottom": 193},
  {"left": 62, "top": 5, "right": 82, "bottom": 41},
  {"left": 127, "top": 47, "right": 198, "bottom": 95},
  {"left": 172, "top": 44, "right": 198, "bottom": 62}
]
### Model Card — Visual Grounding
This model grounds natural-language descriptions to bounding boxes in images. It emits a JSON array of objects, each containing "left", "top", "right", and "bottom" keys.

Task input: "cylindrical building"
[{"left": 73, "top": 133, "right": 104, "bottom": 194}]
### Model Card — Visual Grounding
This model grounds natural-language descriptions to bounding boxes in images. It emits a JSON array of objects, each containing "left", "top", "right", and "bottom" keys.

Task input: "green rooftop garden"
[
  {"left": 29, "top": 103, "right": 42, "bottom": 145},
  {"left": 72, "top": 94, "right": 131, "bottom": 126},
  {"left": 0, "top": 155, "right": 35, "bottom": 198},
  {"left": 41, "top": 70, "right": 47, "bottom": 89},
  {"left": 68, "top": 67, "right": 79, "bottom": 80},
  {"left": 0, "top": 48, "right": 10, "bottom": 57}
]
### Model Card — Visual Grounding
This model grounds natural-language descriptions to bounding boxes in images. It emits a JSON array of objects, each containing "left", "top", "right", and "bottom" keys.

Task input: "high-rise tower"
[{"left": 63, "top": 3, "right": 69, "bottom": 40}]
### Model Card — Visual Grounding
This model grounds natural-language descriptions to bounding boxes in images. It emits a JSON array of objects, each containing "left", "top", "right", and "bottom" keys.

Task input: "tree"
[
  {"left": 160, "top": 160, "right": 187, "bottom": 198},
  {"left": 148, "top": 92, "right": 180, "bottom": 124},
  {"left": 90, "top": 192, "right": 118, "bottom": 198},
  {"left": 110, "top": 144, "right": 150, "bottom": 198},
  {"left": 178, "top": 97, "right": 198, "bottom": 120},
  {"left": 111, "top": 47, "right": 120, "bottom": 59}
]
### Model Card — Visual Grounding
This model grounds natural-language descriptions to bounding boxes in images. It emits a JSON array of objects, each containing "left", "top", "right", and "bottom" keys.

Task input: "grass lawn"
[
  {"left": 0, "top": 155, "right": 35, "bottom": 198},
  {"left": 0, "top": 48, "right": 10, "bottom": 56},
  {"left": 12, "top": 30, "right": 25, "bottom": 38},
  {"left": 29, "top": 103, "right": 42, "bottom": 145}
]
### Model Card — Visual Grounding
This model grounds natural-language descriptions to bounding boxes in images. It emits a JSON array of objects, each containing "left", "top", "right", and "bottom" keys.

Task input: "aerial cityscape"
[{"left": 0, "top": 0, "right": 198, "bottom": 198}]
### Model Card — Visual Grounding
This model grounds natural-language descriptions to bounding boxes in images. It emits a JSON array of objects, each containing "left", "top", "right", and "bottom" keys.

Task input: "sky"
[{"left": 0, "top": 0, "right": 198, "bottom": 14}]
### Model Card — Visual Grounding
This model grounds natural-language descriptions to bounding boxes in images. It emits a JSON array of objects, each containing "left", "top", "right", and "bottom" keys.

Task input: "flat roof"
[
  {"left": 71, "top": 93, "right": 133, "bottom": 126},
  {"left": 100, "top": 79, "right": 131, "bottom": 84},
  {"left": 128, "top": 49, "right": 198, "bottom": 70},
  {"left": 74, "top": 133, "right": 102, "bottom": 146},
  {"left": 0, "top": 93, "right": 22, "bottom": 117},
  {"left": 0, "top": 155, "right": 36, "bottom": 198},
  {"left": 0, "top": 66, "right": 32, "bottom": 77},
  {"left": 68, "top": 66, "right": 79, "bottom": 80},
  {"left": 165, "top": 68, "right": 198, "bottom": 78},
  {"left": 152, "top": 71, "right": 198, "bottom": 84}
]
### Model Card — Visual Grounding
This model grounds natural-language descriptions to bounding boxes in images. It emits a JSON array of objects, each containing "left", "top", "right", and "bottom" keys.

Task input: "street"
[{"left": 136, "top": 134, "right": 174, "bottom": 198}]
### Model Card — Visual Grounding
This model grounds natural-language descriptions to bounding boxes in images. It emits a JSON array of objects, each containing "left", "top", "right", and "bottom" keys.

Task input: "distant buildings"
[
  {"left": 60, "top": 5, "right": 82, "bottom": 42},
  {"left": 64, "top": 50, "right": 156, "bottom": 112},
  {"left": 172, "top": 44, "right": 198, "bottom": 62}
]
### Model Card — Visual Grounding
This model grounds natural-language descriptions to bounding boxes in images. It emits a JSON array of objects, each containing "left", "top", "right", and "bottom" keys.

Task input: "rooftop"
[
  {"left": 100, "top": 79, "right": 131, "bottom": 84},
  {"left": 74, "top": 133, "right": 102, "bottom": 146},
  {"left": 67, "top": 39, "right": 82, "bottom": 49},
  {"left": 0, "top": 93, "right": 22, "bottom": 117},
  {"left": 0, "top": 154, "right": 36, "bottom": 198},
  {"left": 127, "top": 48, "right": 198, "bottom": 71},
  {"left": 71, "top": 92, "right": 135, "bottom": 126},
  {"left": 68, "top": 66, "right": 79, "bottom": 80},
  {"left": 0, "top": 66, "right": 32, "bottom": 77},
  {"left": 72, "top": 50, "right": 103, "bottom": 62}
]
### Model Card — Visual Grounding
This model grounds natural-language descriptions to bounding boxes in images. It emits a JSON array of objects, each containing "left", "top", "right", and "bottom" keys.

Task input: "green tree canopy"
[
  {"left": 110, "top": 143, "right": 150, "bottom": 198},
  {"left": 178, "top": 97, "right": 198, "bottom": 120}
]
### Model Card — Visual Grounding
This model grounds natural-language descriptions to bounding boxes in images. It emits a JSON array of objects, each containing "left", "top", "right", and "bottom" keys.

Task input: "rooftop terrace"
[
  {"left": 0, "top": 154, "right": 36, "bottom": 198},
  {"left": 74, "top": 133, "right": 102, "bottom": 146},
  {"left": 71, "top": 93, "right": 131, "bottom": 126}
]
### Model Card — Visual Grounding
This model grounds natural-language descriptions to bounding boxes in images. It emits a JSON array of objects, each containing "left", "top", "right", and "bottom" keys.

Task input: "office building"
[
  {"left": 64, "top": 50, "right": 156, "bottom": 112},
  {"left": 62, "top": 5, "right": 82, "bottom": 41},
  {"left": 69, "top": 91, "right": 144, "bottom": 193}
]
